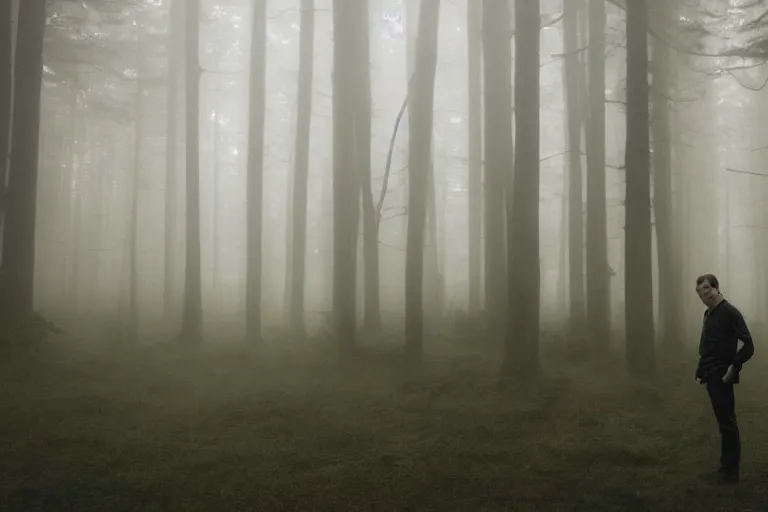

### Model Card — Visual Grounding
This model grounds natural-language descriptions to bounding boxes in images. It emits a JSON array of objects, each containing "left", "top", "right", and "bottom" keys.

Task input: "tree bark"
[
  {"left": 0, "top": 0, "right": 12, "bottom": 236},
  {"left": 504, "top": 0, "right": 541, "bottom": 379},
  {"left": 245, "top": 0, "right": 267, "bottom": 345},
  {"left": 289, "top": 0, "right": 314, "bottom": 336},
  {"left": 425, "top": 159, "right": 441, "bottom": 322},
  {"left": 180, "top": 0, "right": 203, "bottom": 343},
  {"left": 67, "top": 102, "right": 86, "bottom": 316},
  {"left": 482, "top": 0, "right": 510, "bottom": 342},
  {"left": 563, "top": 0, "right": 586, "bottom": 333},
  {"left": 625, "top": 0, "right": 656, "bottom": 377},
  {"left": 466, "top": 0, "right": 482, "bottom": 316},
  {"left": 127, "top": 21, "right": 144, "bottom": 343},
  {"left": 164, "top": 0, "right": 181, "bottom": 320},
  {"left": 586, "top": 0, "right": 611, "bottom": 354},
  {"left": 0, "top": 0, "right": 45, "bottom": 328},
  {"left": 211, "top": 105, "right": 220, "bottom": 303},
  {"left": 650, "top": 1, "right": 683, "bottom": 354},
  {"left": 333, "top": 0, "right": 360, "bottom": 358},
  {"left": 58, "top": 93, "right": 76, "bottom": 305},
  {"left": 404, "top": 0, "right": 440, "bottom": 365},
  {"left": 355, "top": 0, "right": 382, "bottom": 332}
]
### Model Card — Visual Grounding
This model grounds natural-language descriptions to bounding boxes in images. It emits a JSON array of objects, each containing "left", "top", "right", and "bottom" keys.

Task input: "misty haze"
[{"left": 1, "top": 0, "right": 767, "bottom": 510}]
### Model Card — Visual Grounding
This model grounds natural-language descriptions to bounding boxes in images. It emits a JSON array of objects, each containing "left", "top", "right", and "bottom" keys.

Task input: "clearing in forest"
[{"left": 1, "top": 340, "right": 767, "bottom": 511}]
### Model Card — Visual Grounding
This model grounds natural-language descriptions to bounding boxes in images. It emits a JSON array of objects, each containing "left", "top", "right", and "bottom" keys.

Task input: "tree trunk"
[
  {"left": 180, "top": 0, "right": 203, "bottom": 343},
  {"left": 402, "top": 0, "right": 416, "bottom": 243},
  {"left": 92, "top": 137, "right": 108, "bottom": 308},
  {"left": 625, "top": 0, "right": 656, "bottom": 377},
  {"left": 504, "top": 0, "right": 540, "bottom": 379},
  {"left": 289, "top": 0, "right": 314, "bottom": 336},
  {"left": 586, "top": 0, "right": 610, "bottom": 354},
  {"left": 211, "top": 106, "right": 220, "bottom": 304},
  {"left": 58, "top": 94, "right": 76, "bottom": 305},
  {"left": 283, "top": 145, "right": 293, "bottom": 322},
  {"left": 245, "top": 0, "right": 267, "bottom": 345},
  {"left": 67, "top": 104, "right": 86, "bottom": 316},
  {"left": 0, "top": 0, "right": 45, "bottom": 329},
  {"left": 127, "top": 24, "right": 144, "bottom": 343},
  {"left": 404, "top": 0, "right": 440, "bottom": 365},
  {"left": 482, "top": 0, "right": 510, "bottom": 342},
  {"left": 322, "top": 158, "right": 333, "bottom": 310},
  {"left": 164, "top": 0, "right": 181, "bottom": 320},
  {"left": 333, "top": 0, "right": 361, "bottom": 358},
  {"left": 557, "top": 163, "right": 568, "bottom": 311},
  {"left": 355, "top": 0, "right": 381, "bottom": 332},
  {"left": 424, "top": 159, "right": 441, "bottom": 323},
  {"left": 563, "top": 0, "right": 585, "bottom": 333},
  {"left": 69, "top": 161, "right": 82, "bottom": 316},
  {"left": 650, "top": 2, "right": 683, "bottom": 354},
  {"left": 466, "top": 0, "right": 482, "bottom": 316},
  {"left": 0, "top": 0, "right": 12, "bottom": 238},
  {"left": 670, "top": 63, "right": 687, "bottom": 297}
]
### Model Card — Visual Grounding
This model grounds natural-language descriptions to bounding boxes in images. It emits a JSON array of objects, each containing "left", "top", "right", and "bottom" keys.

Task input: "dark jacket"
[{"left": 696, "top": 300, "right": 755, "bottom": 383}]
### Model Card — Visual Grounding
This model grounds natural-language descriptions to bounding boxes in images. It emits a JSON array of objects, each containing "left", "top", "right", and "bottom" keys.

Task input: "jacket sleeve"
[{"left": 730, "top": 306, "right": 755, "bottom": 371}]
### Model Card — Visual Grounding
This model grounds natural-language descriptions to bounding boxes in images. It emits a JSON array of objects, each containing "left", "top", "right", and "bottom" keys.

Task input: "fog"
[
  {"left": 2, "top": 0, "right": 768, "bottom": 509},
  {"left": 5, "top": 0, "right": 768, "bottom": 344}
]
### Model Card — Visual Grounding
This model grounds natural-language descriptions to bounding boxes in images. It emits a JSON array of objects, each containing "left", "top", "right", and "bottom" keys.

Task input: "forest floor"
[{"left": 1, "top": 336, "right": 767, "bottom": 512}]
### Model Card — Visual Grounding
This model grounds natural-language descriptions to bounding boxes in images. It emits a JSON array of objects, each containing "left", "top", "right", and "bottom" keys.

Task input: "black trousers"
[{"left": 705, "top": 377, "right": 740, "bottom": 474}]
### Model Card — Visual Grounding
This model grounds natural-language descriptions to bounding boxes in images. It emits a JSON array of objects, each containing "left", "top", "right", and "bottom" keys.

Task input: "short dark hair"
[{"left": 696, "top": 273, "right": 719, "bottom": 290}]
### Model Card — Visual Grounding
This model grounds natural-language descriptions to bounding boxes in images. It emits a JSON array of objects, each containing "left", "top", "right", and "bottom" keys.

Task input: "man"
[{"left": 695, "top": 273, "right": 755, "bottom": 484}]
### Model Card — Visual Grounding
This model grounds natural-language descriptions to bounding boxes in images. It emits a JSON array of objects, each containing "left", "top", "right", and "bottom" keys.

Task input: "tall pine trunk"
[
  {"left": 466, "top": 0, "right": 482, "bottom": 316},
  {"left": 164, "top": 0, "right": 181, "bottom": 320},
  {"left": 403, "top": 0, "right": 416, "bottom": 250},
  {"left": 180, "top": 0, "right": 203, "bottom": 343},
  {"left": 289, "top": 0, "right": 314, "bottom": 336},
  {"left": 67, "top": 106, "right": 85, "bottom": 316},
  {"left": 58, "top": 93, "right": 76, "bottom": 306},
  {"left": 482, "top": 0, "right": 509, "bottom": 342},
  {"left": 333, "top": 0, "right": 360, "bottom": 358},
  {"left": 404, "top": 0, "right": 440, "bottom": 364},
  {"left": 245, "top": 0, "right": 267, "bottom": 345},
  {"left": 586, "top": 0, "right": 610, "bottom": 354},
  {"left": 211, "top": 106, "right": 220, "bottom": 303},
  {"left": 0, "top": 0, "right": 45, "bottom": 328},
  {"left": 625, "top": 0, "right": 656, "bottom": 377},
  {"left": 505, "top": 0, "right": 541, "bottom": 379},
  {"left": 355, "top": 0, "right": 381, "bottom": 331},
  {"left": 563, "top": 0, "right": 585, "bottom": 333},
  {"left": 0, "top": 0, "right": 11, "bottom": 239},
  {"left": 651, "top": 3, "right": 682, "bottom": 354},
  {"left": 127, "top": 21, "right": 144, "bottom": 343},
  {"left": 425, "top": 160, "right": 441, "bottom": 322}
]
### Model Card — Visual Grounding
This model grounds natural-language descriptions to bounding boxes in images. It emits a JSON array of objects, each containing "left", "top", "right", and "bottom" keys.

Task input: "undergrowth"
[{"left": 1, "top": 338, "right": 766, "bottom": 511}]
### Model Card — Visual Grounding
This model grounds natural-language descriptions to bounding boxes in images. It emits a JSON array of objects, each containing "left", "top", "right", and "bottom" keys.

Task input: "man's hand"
[{"left": 722, "top": 365, "right": 736, "bottom": 383}]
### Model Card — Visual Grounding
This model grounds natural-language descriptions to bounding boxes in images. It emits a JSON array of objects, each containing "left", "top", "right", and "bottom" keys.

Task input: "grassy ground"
[{"left": 1, "top": 338, "right": 767, "bottom": 511}]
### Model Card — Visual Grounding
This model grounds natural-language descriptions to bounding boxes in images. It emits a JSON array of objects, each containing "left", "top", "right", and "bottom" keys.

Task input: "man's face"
[{"left": 696, "top": 280, "right": 719, "bottom": 307}]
